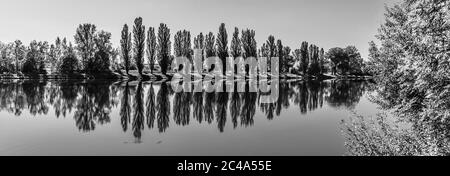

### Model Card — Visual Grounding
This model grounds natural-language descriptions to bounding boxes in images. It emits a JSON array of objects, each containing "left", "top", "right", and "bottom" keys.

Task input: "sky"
[{"left": 0, "top": 0, "right": 400, "bottom": 58}]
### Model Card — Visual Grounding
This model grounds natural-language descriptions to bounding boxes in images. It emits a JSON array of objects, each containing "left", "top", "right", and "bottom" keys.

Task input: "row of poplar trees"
[{"left": 120, "top": 17, "right": 328, "bottom": 77}]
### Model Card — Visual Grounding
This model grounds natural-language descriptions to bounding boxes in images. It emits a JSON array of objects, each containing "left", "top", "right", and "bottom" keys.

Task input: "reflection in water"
[
  {"left": 120, "top": 82, "right": 131, "bottom": 132},
  {"left": 173, "top": 91, "right": 191, "bottom": 126},
  {"left": 216, "top": 92, "right": 228, "bottom": 132},
  {"left": 326, "top": 80, "right": 365, "bottom": 109},
  {"left": 156, "top": 83, "right": 171, "bottom": 133},
  {"left": 230, "top": 85, "right": 241, "bottom": 129},
  {"left": 0, "top": 80, "right": 370, "bottom": 142},
  {"left": 132, "top": 82, "right": 145, "bottom": 142},
  {"left": 146, "top": 83, "right": 156, "bottom": 129},
  {"left": 73, "top": 82, "right": 115, "bottom": 132}
]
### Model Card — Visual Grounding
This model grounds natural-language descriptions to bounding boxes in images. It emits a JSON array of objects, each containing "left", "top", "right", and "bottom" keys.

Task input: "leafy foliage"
[
  {"left": 216, "top": 23, "right": 229, "bottom": 75},
  {"left": 157, "top": 23, "right": 171, "bottom": 75},
  {"left": 343, "top": 0, "right": 450, "bottom": 156},
  {"left": 121, "top": 24, "right": 132, "bottom": 75},
  {"left": 146, "top": 27, "right": 157, "bottom": 74},
  {"left": 133, "top": 17, "right": 146, "bottom": 76},
  {"left": 74, "top": 23, "right": 97, "bottom": 71}
]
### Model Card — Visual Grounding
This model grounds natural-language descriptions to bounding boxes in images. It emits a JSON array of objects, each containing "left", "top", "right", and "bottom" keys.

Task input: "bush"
[
  {"left": 85, "top": 50, "right": 110, "bottom": 73},
  {"left": 60, "top": 53, "right": 78, "bottom": 74},
  {"left": 22, "top": 58, "right": 38, "bottom": 74}
]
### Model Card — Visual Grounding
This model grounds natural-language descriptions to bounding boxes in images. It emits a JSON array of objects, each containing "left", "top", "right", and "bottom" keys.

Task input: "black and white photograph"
[{"left": 0, "top": 0, "right": 449, "bottom": 161}]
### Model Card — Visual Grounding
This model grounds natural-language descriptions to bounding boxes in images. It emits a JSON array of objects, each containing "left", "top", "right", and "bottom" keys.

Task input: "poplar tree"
[
  {"left": 133, "top": 17, "right": 146, "bottom": 76},
  {"left": 12, "top": 40, "right": 25, "bottom": 73},
  {"left": 193, "top": 33, "right": 205, "bottom": 72},
  {"left": 319, "top": 48, "right": 325, "bottom": 74},
  {"left": 241, "top": 29, "right": 257, "bottom": 76},
  {"left": 216, "top": 23, "right": 228, "bottom": 75},
  {"left": 300, "top": 41, "right": 309, "bottom": 75},
  {"left": 121, "top": 24, "right": 132, "bottom": 75},
  {"left": 157, "top": 23, "right": 171, "bottom": 75},
  {"left": 230, "top": 27, "right": 242, "bottom": 74},
  {"left": 204, "top": 32, "right": 216, "bottom": 58},
  {"left": 276, "top": 40, "right": 283, "bottom": 73},
  {"left": 146, "top": 27, "right": 157, "bottom": 74}
]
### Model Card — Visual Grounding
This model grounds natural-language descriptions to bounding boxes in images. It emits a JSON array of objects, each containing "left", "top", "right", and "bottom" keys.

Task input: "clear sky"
[{"left": 0, "top": 0, "right": 399, "bottom": 58}]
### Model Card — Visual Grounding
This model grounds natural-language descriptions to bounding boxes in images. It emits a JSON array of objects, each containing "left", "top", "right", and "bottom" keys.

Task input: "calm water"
[{"left": 0, "top": 80, "right": 377, "bottom": 155}]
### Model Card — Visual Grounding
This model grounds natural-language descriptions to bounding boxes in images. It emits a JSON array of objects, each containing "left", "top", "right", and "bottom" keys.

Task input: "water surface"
[{"left": 0, "top": 80, "right": 377, "bottom": 155}]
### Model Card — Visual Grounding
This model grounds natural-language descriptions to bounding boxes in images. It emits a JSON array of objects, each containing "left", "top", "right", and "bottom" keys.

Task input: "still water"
[{"left": 0, "top": 80, "right": 377, "bottom": 155}]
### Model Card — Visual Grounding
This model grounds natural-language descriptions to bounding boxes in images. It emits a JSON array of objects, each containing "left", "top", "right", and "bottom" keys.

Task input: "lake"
[{"left": 0, "top": 79, "right": 378, "bottom": 156}]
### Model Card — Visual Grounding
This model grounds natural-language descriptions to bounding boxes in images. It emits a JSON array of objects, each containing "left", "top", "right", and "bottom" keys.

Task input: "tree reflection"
[
  {"left": 326, "top": 80, "right": 366, "bottom": 109},
  {"left": 54, "top": 81, "right": 79, "bottom": 118},
  {"left": 173, "top": 91, "right": 191, "bottom": 126},
  {"left": 22, "top": 81, "right": 49, "bottom": 116},
  {"left": 0, "top": 79, "right": 372, "bottom": 140},
  {"left": 216, "top": 92, "right": 228, "bottom": 132},
  {"left": 293, "top": 82, "right": 308, "bottom": 114},
  {"left": 73, "top": 81, "right": 113, "bottom": 132},
  {"left": 241, "top": 81, "right": 257, "bottom": 127},
  {"left": 204, "top": 92, "right": 215, "bottom": 124},
  {"left": 156, "top": 83, "right": 170, "bottom": 132},
  {"left": 229, "top": 84, "right": 241, "bottom": 129},
  {"left": 193, "top": 91, "right": 204, "bottom": 123},
  {"left": 120, "top": 82, "right": 131, "bottom": 132},
  {"left": 145, "top": 83, "right": 156, "bottom": 129},
  {"left": 132, "top": 82, "right": 145, "bottom": 142}
]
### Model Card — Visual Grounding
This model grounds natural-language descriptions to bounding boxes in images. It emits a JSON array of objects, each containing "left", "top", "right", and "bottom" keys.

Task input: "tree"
[
  {"left": 241, "top": 29, "right": 257, "bottom": 76},
  {"left": 371, "top": 0, "right": 450, "bottom": 137},
  {"left": 341, "top": 0, "right": 450, "bottom": 156},
  {"left": 93, "top": 30, "right": 113, "bottom": 72},
  {"left": 204, "top": 32, "right": 216, "bottom": 72},
  {"left": 0, "top": 42, "right": 12, "bottom": 72},
  {"left": 307, "top": 44, "right": 320, "bottom": 76},
  {"left": 146, "top": 27, "right": 157, "bottom": 74},
  {"left": 365, "top": 41, "right": 382, "bottom": 75},
  {"left": 299, "top": 41, "right": 309, "bottom": 75},
  {"left": 174, "top": 30, "right": 192, "bottom": 60},
  {"left": 266, "top": 35, "right": 276, "bottom": 71},
  {"left": 40, "top": 42, "right": 49, "bottom": 73},
  {"left": 326, "top": 47, "right": 347, "bottom": 75},
  {"left": 74, "top": 23, "right": 97, "bottom": 72},
  {"left": 230, "top": 27, "right": 242, "bottom": 74},
  {"left": 54, "top": 37, "right": 68, "bottom": 71},
  {"left": 194, "top": 33, "right": 204, "bottom": 50},
  {"left": 110, "top": 47, "right": 120, "bottom": 72},
  {"left": 133, "top": 17, "right": 146, "bottom": 76},
  {"left": 325, "top": 46, "right": 362, "bottom": 75},
  {"left": 345, "top": 46, "right": 363, "bottom": 75},
  {"left": 292, "top": 49, "right": 301, "bottom": 73},
  {"left": 13, "top": 40, "right": 25, "bottom": 73},
  {"left": 282, "top": 46, "right": 293, "bottom": 73},
  {"left": 319, "top": 48, "right": 325, "bottom": 74},
  {"left": 182, "top": 30, "right": 192, "bottom": 62},
  {"left": 22, "top": 40, "right": 40, "bottom": 74},
  {"left": 266, "top": 36, "right": 276, "bottom": 58},
  {"left": 174, "top": 31, "right": 183, "bottom": 57},
  {"left": 216, "top": 23, "right": 228, "bottom": 75},
  {"left": 59, "top": 45, "right": 78, "bottom": 74},
  {"left": 157, "top": 23, "right": 171, "bottom": 75},
  {"left": 48, "top": 44, "right": 57, "bottom": 73},
  {"left": 204, "top": 32, "right": 216, "bottom": 58},
  {"left": 193, "top": 32, "right": 205, "bottom": 70},
  {"left": 120, "top": 24, "right": 132, "bottom": 75},
  {"left": 276, "top": 40, "right": 283, "bottom": 73}
]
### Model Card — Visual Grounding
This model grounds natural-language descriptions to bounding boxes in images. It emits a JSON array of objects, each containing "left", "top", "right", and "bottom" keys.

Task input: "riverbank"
[{"left": 0, "top": 71, "right": 372, "bottom": 81}]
